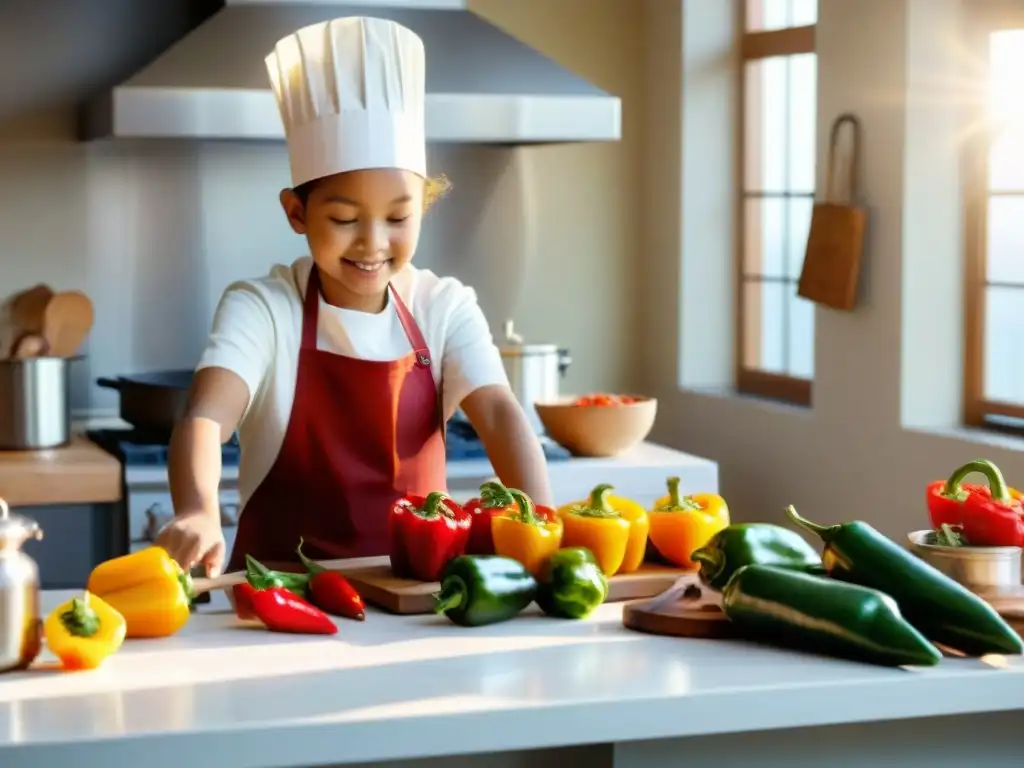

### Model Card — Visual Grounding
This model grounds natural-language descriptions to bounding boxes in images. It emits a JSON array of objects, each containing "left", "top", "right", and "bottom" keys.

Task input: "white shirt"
[{"left": 197, "top": 257, "right": 508, "bottom": 508}]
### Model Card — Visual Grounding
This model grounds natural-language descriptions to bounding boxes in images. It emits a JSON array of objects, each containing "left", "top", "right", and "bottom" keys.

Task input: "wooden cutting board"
[
  {"left": 622, "top": 574, "right": 737, "bottom": 639},
  {"left": 344, "top": 560, "right": 691, "bottom": 615},
  {"left": 195, "top": 555, "right": 690, "bottom": 615}
]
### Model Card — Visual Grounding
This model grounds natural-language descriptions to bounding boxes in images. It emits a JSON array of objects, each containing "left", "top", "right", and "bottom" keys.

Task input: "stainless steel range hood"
[{"left": 80, "top": 0, "right": 621, "bottom": 144}]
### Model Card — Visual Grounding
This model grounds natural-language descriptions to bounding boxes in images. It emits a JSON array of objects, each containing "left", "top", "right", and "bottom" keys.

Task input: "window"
[
  {"left": 737, "top": 0, "right": 817, "bottom": 405},
  {"left": 964, "top": 21, "right": 1024, "bottom": 432}
]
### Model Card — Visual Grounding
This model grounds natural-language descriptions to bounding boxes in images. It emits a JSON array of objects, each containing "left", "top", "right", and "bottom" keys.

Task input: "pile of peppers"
[
  {"left": 925, "top": 458, "right": 1024, "bottom": 547},
  {"left": 682, "top": 502, "right": 1024, "bottom": 668},
  {"left": 233, "top": 542, "right": 367, "bottom": 634}
]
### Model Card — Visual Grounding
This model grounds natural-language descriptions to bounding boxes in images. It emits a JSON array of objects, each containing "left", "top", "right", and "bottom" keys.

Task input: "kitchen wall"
[
  {"left": 0, "top": 0, "right": 645, "bottom": 414},
  {"left": 640, "top": 0, "right": 1024, "bottom": 541}
]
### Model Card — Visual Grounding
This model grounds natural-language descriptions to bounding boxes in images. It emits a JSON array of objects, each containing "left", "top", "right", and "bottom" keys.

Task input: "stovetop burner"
[{"left": 88, "top": 418, "right": 570, "bottom": 468}]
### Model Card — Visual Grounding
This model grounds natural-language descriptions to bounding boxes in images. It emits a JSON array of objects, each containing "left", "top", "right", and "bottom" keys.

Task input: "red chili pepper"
[
  {"left": 233, "top": 582, "right": 258, "bottom": 620},
  {"left": 464, "top": 481, "right": 517, "bottom": 555},
  {"left": 388, "top": 491, "right": 471, "bottom": 582},
  {"left": 250, "top": 587, "right": 338, "bottom": 635},
  {"left": 951, "top": 460, "right": 1024, "bottom": 547},
  {"left": 296, "top": 539, "right": 365, "bottom": 621}
]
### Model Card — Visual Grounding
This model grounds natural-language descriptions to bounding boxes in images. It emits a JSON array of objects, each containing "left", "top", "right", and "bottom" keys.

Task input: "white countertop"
[{"left": 1, "top": 589, "right": 1023, "bottom": 768}]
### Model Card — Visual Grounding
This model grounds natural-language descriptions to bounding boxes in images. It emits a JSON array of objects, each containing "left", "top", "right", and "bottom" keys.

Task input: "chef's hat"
[{"left": 266, "top": 17, "right": 427, "bottom": 188}]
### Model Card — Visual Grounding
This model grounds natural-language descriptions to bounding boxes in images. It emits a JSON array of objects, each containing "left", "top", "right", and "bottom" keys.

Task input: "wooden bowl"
[{"left": 535, "top": 395, "right": 657, "bottom": 457}]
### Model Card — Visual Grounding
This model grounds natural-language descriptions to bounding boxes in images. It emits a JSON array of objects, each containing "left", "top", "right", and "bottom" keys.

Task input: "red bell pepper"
[
  {"left": 464, "top": 481, "right": 517, "bottom": 555},
  {"left": 296, "top": 539, "right": 366, "bottom": 621},
  {"left": 388, "top": 491, "right": 471, "bottom": 582},
  {"left": 927, "top": 459, "right": 1024, "bottom": 546},
  {"left": 250, "top": 587, "right": 338, "bottom": 635}
]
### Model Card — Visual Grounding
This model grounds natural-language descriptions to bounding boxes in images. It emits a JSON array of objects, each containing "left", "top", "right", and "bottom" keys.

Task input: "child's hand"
[{"left": 155, "top": 511, "right": 226, "bottom": 577}]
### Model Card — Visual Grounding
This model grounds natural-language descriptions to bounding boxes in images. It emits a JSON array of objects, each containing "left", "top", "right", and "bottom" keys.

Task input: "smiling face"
[{"left": 280, "top": 169, "right": 425, "bottom": 313}]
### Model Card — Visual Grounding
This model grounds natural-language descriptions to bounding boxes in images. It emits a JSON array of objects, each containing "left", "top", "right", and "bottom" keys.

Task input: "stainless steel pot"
[
  {"left": 0, "top": 356, "right": 72, "bottom": 450},
  {"left": 907, "top": 529, "right": 1021, "bottom": 589},
  {"left": 0, "top": 498, "right": 43, "bottom": 673},
  {"left": 499, "top": 319, "right": 571, "bottom": 435}
]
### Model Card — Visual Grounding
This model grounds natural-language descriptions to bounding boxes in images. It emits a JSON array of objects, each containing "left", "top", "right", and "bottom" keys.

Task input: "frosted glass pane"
[
  {"left": 746, "top": 0, "right": 793, "bottom": 32},
  {"left": 744, "top": 280, "right": 785, "bottom": 374},
  {"left": 987, "top": 196, "right": 1024, "bottom": 284},
  {"left": 787, "top": 196, "right": 813, "bottom": 278},
  {"left": 788, "top": 54, "right": 817, "bottom": 193},
  {"left": 983, "top": 286, "right": 1024, "bottom": 404},
  {"left": 790, "top": 0, "right": 817, "bottom": 26},
  {"left": 745, "top": 58, "right": 789, "bottom": 192},
  {"left": 744, "top": 198, "right": 786, "bottom": 278},
  {"left": 787, "top": 289, "right": 815, "bottom": 378}
]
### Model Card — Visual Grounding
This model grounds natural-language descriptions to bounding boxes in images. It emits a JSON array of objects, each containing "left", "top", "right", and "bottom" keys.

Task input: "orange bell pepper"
[
  {"left": 491, "top": 489, "right": 564, "bottom": 575},
  {"left": 86, "top": 546, "right": 192, "bottom": 638},
  {"left": 558, "top": 485, "right": 649, "bottom": 574},
  {"left": 558, "top": 484, "right": 631, "bottom": 576},
  {"left": 44, "top": 592, "right": 126, "bottom": 671},
  {"left": 648, "top": 476, "right": 730, "bottom": 569}
]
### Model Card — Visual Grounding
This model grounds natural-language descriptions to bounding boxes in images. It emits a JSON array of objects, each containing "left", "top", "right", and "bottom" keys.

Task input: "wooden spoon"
[
  {"left": 42, "top": 290, "right": 94, "bottom": 357},
  {"left": 10, "top": 333, "right": 50, "bottom": 360},
  {"left": 190, "top": 555, "right": 385, "bottom": 596},
  {"left": 10, "top": 284, "right": 54, "bottom": 334}
]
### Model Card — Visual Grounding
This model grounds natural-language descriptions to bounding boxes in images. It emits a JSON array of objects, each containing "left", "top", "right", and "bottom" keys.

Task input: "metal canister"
[
  {"left": 0, "top": 357, "right": 72, "bottom": 450},
  {"left": 499, "top": 320, "right": 571, "bottom": 435},
  {"left": 0, "top": 498, "right": 43, "bottom": 672}
]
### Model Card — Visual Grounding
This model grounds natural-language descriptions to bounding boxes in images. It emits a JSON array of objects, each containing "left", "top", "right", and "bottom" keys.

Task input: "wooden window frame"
[
  {"left": 962, "top": 7, "right": 1024, "bottom": 433},
  {"left": 735, "top": 10, "right": 816, "bottom": 407}
]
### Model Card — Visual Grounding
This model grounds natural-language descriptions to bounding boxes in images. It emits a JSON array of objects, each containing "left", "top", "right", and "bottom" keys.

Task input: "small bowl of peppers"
[
  {"left": 535, "top": 393, "right": 657, "bottom": 458},
  {"left": 912, "top": 458, "right": 1024, "bottom": 591}
]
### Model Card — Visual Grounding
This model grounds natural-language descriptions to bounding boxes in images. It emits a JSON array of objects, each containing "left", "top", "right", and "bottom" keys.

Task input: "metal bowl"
[{"left": 907, "top": 530, "right": 1022, "bottom": 590}]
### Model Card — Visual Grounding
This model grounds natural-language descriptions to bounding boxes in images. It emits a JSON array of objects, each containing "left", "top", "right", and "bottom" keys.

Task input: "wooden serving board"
[
  {"left": 622, "top": 575, "right": 737, "bottom": 639},
  {"left": 344, "top": 560, "right": 692, "bottom": 615}
]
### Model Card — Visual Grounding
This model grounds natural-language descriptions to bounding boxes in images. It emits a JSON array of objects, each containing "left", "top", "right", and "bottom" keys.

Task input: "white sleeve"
[
  {"left": 196, "top": 282, "right": 275, "bottom": 408},
  {"left": 441, "top": 284, "right": 509, "bottom": 408}
]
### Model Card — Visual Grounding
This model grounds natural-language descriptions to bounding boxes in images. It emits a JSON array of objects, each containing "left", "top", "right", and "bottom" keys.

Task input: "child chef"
[{"left": 158, "top": 16, "right": 552, "bottom": 577}]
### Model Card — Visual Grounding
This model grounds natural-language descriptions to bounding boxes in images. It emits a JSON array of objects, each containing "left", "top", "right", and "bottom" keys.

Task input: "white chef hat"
[{"left": 266, "top": 16, "right": 427, "bottom": 188}]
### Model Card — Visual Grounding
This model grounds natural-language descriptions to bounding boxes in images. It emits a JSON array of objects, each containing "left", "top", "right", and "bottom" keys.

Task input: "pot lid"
[
  {"left": 0, "top": 497, "right": 42, "bottom": 552},
  {"left": 499, "top": 319, "right": 558, "bottom": 355}
]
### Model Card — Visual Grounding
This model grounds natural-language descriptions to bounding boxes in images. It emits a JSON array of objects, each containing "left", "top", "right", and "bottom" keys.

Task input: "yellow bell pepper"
[
  {"left": 492, "top": 489, "right": 564, "bottom": 575},
  {"left": 648, "top": 476, "right": 730, "bottom": 569},
  {"left": 558, "top": 484, "right": 631, "bottom": 576},
  {"left": 86, "top": 546, "right": 192, "bottom": 638},
  {"left": 44, "top": 592, "right": 126, "bottom": 671},
  {"left": 559, "top": 485, "right": 649, "bottom": 574}
]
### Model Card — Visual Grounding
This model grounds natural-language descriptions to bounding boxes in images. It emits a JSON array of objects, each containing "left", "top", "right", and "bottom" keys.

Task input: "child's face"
[{"left": 280, "top": 169, "right": 424, "bottom": 309}]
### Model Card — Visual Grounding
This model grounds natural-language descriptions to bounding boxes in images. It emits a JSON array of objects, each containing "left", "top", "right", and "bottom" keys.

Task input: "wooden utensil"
[
  {"left": 797, "top": 113, "right": 867, "bottom": 312},
  {"left": 10, "top": 284, "right": 54, "bottom": 334},
  {"left": 622, "top": 574, "right": 737, "bottom": 639},
  {"left": 42, "top": 290, "right": 94, "bottom": 357},
  {"left": 10, "top": 333, "right": 50, "bottom": 360}
]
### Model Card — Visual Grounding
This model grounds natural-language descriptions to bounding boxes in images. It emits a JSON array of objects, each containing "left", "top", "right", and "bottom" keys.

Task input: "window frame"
[
  {"left": 735, "top": 10, "right": 816, "bottom": 407},
  {"left": 962, "top": 4, "right": 1024, "bottom": 431}
]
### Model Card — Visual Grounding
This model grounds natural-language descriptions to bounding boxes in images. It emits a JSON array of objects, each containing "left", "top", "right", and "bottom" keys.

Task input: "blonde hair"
[{"left": 424, "top": 174, "right": 452, "bottom": 211}]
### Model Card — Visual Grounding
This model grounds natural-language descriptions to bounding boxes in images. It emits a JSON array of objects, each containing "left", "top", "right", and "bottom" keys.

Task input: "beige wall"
[
  {"left": 0, "top": 0, "right": 644, "bottom": 412},
  {"left": 640, "top": 0, "right": 1024, "bottom": 541}
]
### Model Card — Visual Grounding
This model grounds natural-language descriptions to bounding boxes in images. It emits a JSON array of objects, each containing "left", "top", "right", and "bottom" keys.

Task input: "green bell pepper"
[
  {"left": 433, "top": 555, "right": 537, "bottom": 627},
  {"left": 723, "top": 564, "right": 942, "bottom": 667},
  {"left": 786, "top": 505, "right": 1024, "bottom": 656},
  {"left": 535, "top": 547, "right": 608, "bottom": 619},
  {"left": 691, "top": 523, "right": 825, "bottom": 590}
]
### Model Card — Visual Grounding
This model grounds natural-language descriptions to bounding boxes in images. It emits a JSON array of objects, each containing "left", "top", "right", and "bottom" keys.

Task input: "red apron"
[{"left": 226, "top": 265, "right": 447, "bottom": 572}]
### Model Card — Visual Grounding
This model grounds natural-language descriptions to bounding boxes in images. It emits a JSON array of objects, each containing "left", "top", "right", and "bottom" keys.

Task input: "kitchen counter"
[
  {"left": 1, "top": 591, "right": 1023, "bottom": 768},
  {"left": 0, "top": 435, "right": 121, "bottom": 506}
]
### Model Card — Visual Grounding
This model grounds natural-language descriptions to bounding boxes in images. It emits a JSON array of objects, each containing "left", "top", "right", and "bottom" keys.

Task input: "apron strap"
[
  {"left": 301, "top": 265, "right": 323, "bottom": 350},
  {"left": 304, "top": 266, "right": 432, "bottom": 370},
  {"left": 389, "top": 284, "right": 432, "bottom": 369}
]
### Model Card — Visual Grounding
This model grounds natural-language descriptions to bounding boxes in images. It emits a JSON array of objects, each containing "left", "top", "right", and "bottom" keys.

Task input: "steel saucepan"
[{"left": 97, "top": 369, "right": 195, "bottom": 433}]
